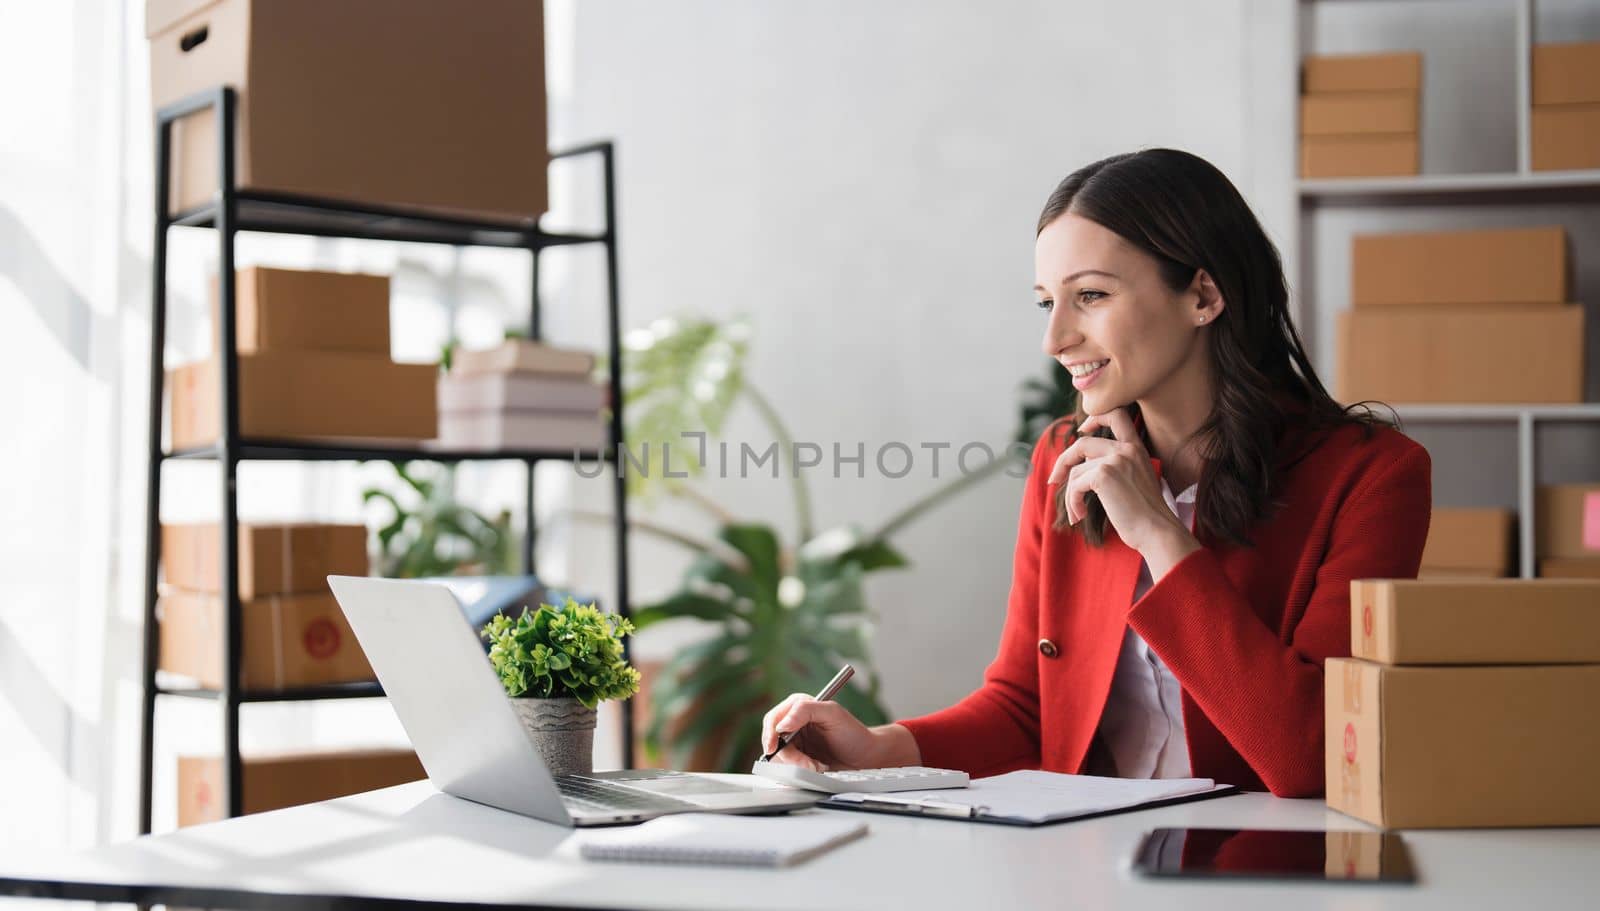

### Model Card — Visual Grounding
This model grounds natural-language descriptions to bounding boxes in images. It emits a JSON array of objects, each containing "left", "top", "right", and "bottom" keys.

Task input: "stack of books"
[{"left": 436, "top": 340, "right": 607, "bottom": 451}]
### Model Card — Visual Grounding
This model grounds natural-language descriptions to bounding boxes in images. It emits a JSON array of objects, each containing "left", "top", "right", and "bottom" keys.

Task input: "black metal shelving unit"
[{"left": 137, "top": 86, "right": 632, "bottom": 834}]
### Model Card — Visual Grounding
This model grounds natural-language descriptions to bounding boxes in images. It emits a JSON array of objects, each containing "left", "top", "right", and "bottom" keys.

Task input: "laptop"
[{"left": 327, "top": 575, "right": 818, "bottom": 826}]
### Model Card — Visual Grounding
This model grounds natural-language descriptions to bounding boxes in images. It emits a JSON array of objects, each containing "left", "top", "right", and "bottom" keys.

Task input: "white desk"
[{"left": 2, "top": 780, "right": 1595, "bottom": 910}]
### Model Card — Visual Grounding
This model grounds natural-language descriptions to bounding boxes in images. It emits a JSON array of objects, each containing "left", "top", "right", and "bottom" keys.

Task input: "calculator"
[{"left": 751, "top": 761, "right": 970, "bottom": 794}]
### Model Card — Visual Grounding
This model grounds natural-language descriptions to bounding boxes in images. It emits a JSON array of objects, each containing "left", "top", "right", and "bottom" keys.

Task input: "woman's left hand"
[{"left": 1046, "top": 408, "right": 1199, "bottom": 560}]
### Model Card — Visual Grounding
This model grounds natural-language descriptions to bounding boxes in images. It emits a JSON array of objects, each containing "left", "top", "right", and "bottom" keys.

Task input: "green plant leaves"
[
  {"left": 362, "top": 461, "right": 518, "bottom": 578},
  {"left": 632, "top": 592, "right": 742, "bottom": 629},
  {"left": 616, "top": 317, "right": 751, "bottom": 501},
  {"left": 719, "top": 524, "right": 782, "bottom": 598},
  {"left": 640, "top": 519, "right": 902, "bottom": 772},
  {"left": 481, "top": 598, "right": 640, "bottom": 708}
]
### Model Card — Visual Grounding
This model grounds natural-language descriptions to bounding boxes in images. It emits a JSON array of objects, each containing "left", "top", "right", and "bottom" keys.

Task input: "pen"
[
  {"left": 760, "top": 663, "right": 854, "bottom": 762},
  {"left": 853, "top": 797, "right": 981, "bottom": 819}
]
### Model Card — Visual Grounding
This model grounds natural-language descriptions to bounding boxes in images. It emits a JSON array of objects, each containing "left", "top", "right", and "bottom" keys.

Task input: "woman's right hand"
[{"left": 759, "top": 695, "right": 919, "bottom": 771}]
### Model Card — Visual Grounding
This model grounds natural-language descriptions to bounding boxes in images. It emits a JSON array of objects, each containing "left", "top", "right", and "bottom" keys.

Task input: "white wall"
[
  {"left": 0, "top": 0, "right": 1300, "bottom": 850},
  {"left": 559, "top": 1, "right": 1296, "bottom": 719}
]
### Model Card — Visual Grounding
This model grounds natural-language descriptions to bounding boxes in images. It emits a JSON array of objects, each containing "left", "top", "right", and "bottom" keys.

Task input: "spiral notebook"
[{"left": 576, "top": 813, "right": 868, "bottom": 867}]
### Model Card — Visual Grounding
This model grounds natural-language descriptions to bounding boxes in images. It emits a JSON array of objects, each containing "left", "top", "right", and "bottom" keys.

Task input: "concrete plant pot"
[{"left": 510, "top": 697, "right": 596, "bottom": 777}]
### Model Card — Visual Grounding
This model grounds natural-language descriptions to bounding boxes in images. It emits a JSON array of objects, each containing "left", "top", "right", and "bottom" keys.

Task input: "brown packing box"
[
  {"left": 1337, "top": 305, "right": 1585, "bottom": 404},
  {"left": 1541, "top": 557, "right": 1600, "bottom": 579},
  {"left": 1325, "top": 658, "right": 1600, "bottom": 828},
  {"left": 1531, "top": 104, "right": 1600, "bottom": 172},
  {"left": 178, "top": 749, "right": 424, "bottom": 826},
  {"left": 158, "top": 588, "right": 374, "bottom": 690},
  {"left": 1532, "top": 41, "right": 1600, "bottom": 105},
  {"left": 145, "top": 0, "right": 546, "bottom": 221},
  {"left": 1350, "top": 579, "right": 1600, "bottom": 665},
  {"left": 1419, "top": 508, "right": 1513, "bottom": 577},
  {"left": 1300, "top": 135, "right": 1418, "bottom": 179},
  {"left": 1536, "top": 483, "right": 1600, "bottom": 559},
  {"left": 215, "top": 267, "right": 390, "bottom": 355},
  {"left": 168, "top": 351, "right": 438, "bottom": 449},
  {"left": 1350, "top": 226, "right": 1568, "bottom": 306},
  {"left": 1303, "top": 52, "right": 1422, "bottom": 94},
  {"left": 162, "top": 523, "right": 367, "bottom": 600},
  {"left": 1300, "top": 92, "right": 1419, "bottom": 136}
]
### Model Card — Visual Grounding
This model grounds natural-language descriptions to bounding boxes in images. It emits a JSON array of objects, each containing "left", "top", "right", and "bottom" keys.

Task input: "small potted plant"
[{"left": 482, "top": 597, "right": 642, "bottom": 776}]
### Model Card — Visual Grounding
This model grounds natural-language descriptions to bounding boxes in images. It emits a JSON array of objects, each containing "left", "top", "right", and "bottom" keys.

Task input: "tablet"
[{"left": 1130, "top": 827, "right": 1415, "bottom": 883}]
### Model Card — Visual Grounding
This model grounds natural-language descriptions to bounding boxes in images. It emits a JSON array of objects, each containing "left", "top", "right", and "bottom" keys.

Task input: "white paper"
[
  {"left": 831, "top": 770, "right": 1219, "bottom": 823},
  {"left": 575, "top": 812, "right": 868, "bottom": 866}
]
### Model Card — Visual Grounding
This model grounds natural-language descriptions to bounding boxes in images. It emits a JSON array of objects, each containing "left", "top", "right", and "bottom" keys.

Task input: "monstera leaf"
[
  {"left": 633, "top": 521, "right": 897, "bottom": 773},
  {"left": 618, "top": 317, "right": 751, "bottom": 501}
]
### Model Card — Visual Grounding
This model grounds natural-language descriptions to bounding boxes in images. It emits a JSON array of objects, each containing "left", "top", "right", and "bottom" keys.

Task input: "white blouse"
[{"left": 1097, "top": 477, "right": 1197, "bottom": 779}]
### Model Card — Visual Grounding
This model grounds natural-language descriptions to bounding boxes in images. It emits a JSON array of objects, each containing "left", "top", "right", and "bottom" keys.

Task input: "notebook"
[
  {"left": 576, "top": 812, "right": 868, "bottom": 867},
  {"left": 821, "top": 770, "right": 1237, "bottom": 826}
]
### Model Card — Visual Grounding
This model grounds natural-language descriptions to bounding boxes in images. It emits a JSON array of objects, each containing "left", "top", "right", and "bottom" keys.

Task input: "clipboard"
[{"left": 818, "top": 782, "right": 1240, "bottom": 827}]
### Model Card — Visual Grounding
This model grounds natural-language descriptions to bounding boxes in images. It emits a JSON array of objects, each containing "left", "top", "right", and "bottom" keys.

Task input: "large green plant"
[
  {"left": 363, "top": 461, "right": 517, "bottom": 578},
  {"left": 612, "top": 317, "right": 1025, "bottom": 772}
]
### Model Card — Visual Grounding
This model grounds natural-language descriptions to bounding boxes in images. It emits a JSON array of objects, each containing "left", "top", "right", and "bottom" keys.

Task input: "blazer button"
[{"left": 1038, "top": 638, "right": 1058, "bottom": 658}]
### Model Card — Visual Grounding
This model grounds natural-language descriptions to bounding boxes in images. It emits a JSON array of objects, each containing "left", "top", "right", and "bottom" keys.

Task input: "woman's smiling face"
[{"left": 1034, "top": 213, "right": 1211, "bottom": 416}]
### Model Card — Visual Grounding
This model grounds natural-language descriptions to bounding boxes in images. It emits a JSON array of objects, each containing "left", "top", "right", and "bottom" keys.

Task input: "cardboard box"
[
  {"left": 1303, "top": 52, "right": 1422, "bottom": 94},
  {"left": 1325, "top": 657, "right": 1600, "bottom": 828},
  {"left": 436, "top": 411, "right": 608, "bottom": 452},
  {"left": 146, "top": 0, "right": 546, "bottom": 221},
  {"left": 1338, "top": 305, "right": 1585, "bottom": 404},
  {"left": 216, "top": 267, "right": 390, "bottom": 355},
  {"left": 1350, "top": 579, "right": 1600, "bottom": 665},
  {"left": 1533, "top": 41, "right": 1600, "bottom": 105},
  {"left": 1300, "top": 92, "right": 1419, "bottom": 136},
  {"left": 1541, "top": 557, "right": 1600, "bottom": 579},
  {"left": 158, "top": 588, "right": 374, "bottom": 690},
  {"left": 1536, "top": 483, "right": 1600, "bottom": 559},
  {"left": 1351, "top": 226, "right": 1568, "bottom": 307},
  {"left": 1531, "top": 104, "right": 1600, "bottom": 172},
  {"left": 1300, "top": 134, "right": 1418, "bottom": 179},
  {"left": 451, "top": 341, "right": 597, "bottom": 377},
  {"left": 169, "top": 351, "right": 438, "bottom": 449},
  {"left": 178, "top": 748, "right": 424, "bottom": 826},
  {"left": 1419, "top": 508, "right": 1513, "bottom": 577},
  {"left": 437, "top": 372, "right": 607, "bottom": 414},
  {"left": 162, "top": 523, "right": 367, "bottom": 599}
]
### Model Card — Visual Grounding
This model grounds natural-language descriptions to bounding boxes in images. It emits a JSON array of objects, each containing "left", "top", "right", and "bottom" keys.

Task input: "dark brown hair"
[{"left": 1038, "top": 149, "right": 1387, "bottom": 547}]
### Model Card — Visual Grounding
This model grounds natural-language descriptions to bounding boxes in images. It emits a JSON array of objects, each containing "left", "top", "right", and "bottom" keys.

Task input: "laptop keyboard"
[{"left": 555, "top": 776, "right": 700, "bottom": 813}]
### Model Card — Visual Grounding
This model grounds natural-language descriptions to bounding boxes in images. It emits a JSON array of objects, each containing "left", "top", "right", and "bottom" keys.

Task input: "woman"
[{"left": 759, "top": 149, "right": 1431, "bottom": 797}]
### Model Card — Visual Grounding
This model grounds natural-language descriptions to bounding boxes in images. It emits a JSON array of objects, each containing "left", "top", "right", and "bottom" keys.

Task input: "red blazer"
[{"left": 898, "top": 416, "right": 1431, "bottom": 797}]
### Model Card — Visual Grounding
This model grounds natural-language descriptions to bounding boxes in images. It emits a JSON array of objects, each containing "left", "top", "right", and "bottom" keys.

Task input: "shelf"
[
  {"left": 1390, "top": 404, "right": 1600, "bottom": 423},
  {"left": 167, "top": 190, "right": 609, "bottom": 249},
  {"left": 163, "top": 439, "right": 610, "bottom": 463},
  {"left": 158, "top": 681, "right": 387, "bottom": 703},
  {"left": 1299, "top": 170, "right": 1600, "bottom": 206}
]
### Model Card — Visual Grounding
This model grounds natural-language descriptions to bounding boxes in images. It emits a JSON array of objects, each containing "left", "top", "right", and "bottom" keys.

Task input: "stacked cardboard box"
[
  {"left": 1532, "top": 41, "right": 1600, "bottom": 171},
  {"left": 178, "top": 748, "right": 424, "bottom": 826},
  {"left": 437, "top": 340, "right": 607, "bottom": 451},
  {"left": 159, "top": 522, "right": 375, "bottom": 690},
  {"left": 1300, "top": 52, "right": 1422, "bottom": 178},
  {"left": 146, "top": 0, "right": 547, "bottom": 222},
  {"left": 169, "top": 267, "right": 437, "bottom": 449},
  {"left": 1420, "top": 508, "right": 1513, "bottom": 578},
  {"left": 1327, "top": 578, "right": 1600, "bottom": 828},
  {"left": 1337, "top": 226, "right": 1585, "bottom": 404},
  {"left": 1537, "top": 483, "right": 1600, "bottom": 578}
]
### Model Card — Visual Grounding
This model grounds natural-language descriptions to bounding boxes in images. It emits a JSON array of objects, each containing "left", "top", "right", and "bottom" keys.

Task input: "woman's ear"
[{"left": 1192, "top": 269, "right": 1225, "bottom": 326}]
